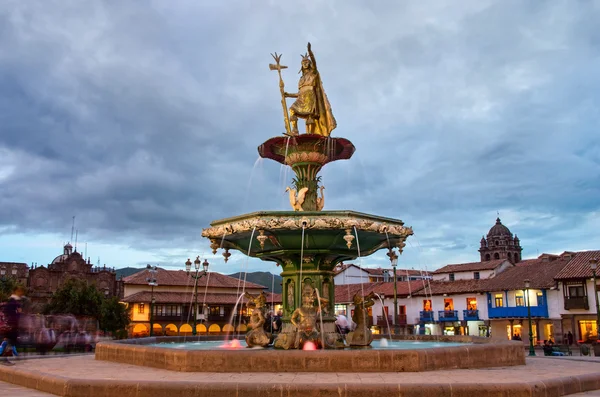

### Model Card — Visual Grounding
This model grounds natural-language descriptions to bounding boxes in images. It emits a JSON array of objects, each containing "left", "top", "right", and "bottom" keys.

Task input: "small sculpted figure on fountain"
[
  {"left": 243, "top": 291, "right": 271, "bottom": 348},
  {"left": 274, "top": 283, "right": 323, "bottom": 349},
  {"left": 346, "top": 291, "right": 376, "bottom": 347},
  {"left": 290, "top": 283, "right": 322, "bottom": 349}
]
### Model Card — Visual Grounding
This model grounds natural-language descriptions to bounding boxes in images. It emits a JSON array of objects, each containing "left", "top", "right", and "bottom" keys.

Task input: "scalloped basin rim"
[{"left": 207, "top": 210, "right": 406, "bottom": 227}]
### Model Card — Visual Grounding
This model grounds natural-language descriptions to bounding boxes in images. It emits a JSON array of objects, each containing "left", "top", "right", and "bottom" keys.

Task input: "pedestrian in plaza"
[
  {"left": 264, "top": 311, "right": 273, "bottom": 333},
  {"left": 272, "top": 310, "right": 282, "bottom": 334},
  {"left": 567, "top": 331, "right": 574, "bottom": 346},
  {"left": 0, "top": 286, "right": 25, "bottom": 364}
]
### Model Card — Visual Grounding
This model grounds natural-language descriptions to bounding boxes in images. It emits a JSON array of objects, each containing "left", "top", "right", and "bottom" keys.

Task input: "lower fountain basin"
[
  {"left": 148, "top": 339, "right": 468, "bottom": 350},
  {"left": 95, "top": 335, "right": 524, "bottom": 373}
]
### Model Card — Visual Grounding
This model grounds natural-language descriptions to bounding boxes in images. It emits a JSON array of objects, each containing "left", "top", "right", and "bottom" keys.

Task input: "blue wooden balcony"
[
  {"left": 420, "top": 310, "right": 434, "bottom": 322},
  {"left": 463, "top": 309, "right": 479, "bottom": 321},
  {"left": 438, "top": 310, "right": 459, "bottom": 322},
  {"left": 488, "top": 305, "right": 548, "bottom": 318}
]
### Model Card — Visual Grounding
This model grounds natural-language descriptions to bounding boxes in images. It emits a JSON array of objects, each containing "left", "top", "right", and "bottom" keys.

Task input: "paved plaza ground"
[{"left": 1, "top": 354, "right": 600, "bottom": 396}]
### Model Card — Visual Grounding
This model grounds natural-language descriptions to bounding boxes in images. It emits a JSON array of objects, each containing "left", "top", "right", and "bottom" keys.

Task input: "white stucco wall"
[{"left": 334, "top": 266, "right": 370, "bottom": 285}]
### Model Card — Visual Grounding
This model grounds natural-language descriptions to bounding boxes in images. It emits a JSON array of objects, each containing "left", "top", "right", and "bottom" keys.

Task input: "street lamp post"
[
  {"left": 524, "top": 279, "right": 536, "bottom": 356},
  {"left": 146, "top": 265, "right": 158, "bottom": 336},
  {"left": 185, "top": 257, "right": 209, "bottom": 336},
  {"left": 590, "top": 259, "right": 600, "bottom": 341},
  {"left": 388, "top": 249, "right": 399, "bottom": 335}
]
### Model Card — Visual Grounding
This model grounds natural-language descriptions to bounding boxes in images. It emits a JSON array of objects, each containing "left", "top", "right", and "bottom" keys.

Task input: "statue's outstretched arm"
[{"left": 308, "top": 42, "right": 317, "bottom": 71}]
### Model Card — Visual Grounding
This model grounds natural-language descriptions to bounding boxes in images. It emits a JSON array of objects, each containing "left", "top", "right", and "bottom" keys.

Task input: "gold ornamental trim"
[{"left": 201, "top": 215, "right": 413, "bottom": 239}]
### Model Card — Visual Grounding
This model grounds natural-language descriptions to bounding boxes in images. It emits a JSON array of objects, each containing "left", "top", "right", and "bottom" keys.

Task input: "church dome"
[
  {"left": 487, "top": 217, "right": 512, "bottom": 237},
  {"left": 51, "top": 254, "right": 68, "bottom": 264}
]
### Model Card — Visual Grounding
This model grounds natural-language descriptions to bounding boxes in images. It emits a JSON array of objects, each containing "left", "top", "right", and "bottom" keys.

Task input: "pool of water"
[{"left": 148, "top": 339, "right": 468, "bottom": 350}]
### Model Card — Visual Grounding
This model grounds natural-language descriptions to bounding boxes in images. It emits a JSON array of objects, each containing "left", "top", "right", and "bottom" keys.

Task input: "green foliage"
[
  {"left": 43, "top": 279, "right": 103, "bottom": 318},
  {"left": 43, "top": 279, "right": 129, "bottom": 337},
  {"left": 99, "top": 296, "right": 130, "bottom": 336},
  {"left": 0, "top": 277, "right": 23, "bottom": 302}
]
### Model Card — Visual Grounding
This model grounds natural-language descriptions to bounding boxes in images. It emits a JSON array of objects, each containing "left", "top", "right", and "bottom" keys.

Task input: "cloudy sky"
[{"left": 1, "top": 1, "right": 599, "bottom": 275}]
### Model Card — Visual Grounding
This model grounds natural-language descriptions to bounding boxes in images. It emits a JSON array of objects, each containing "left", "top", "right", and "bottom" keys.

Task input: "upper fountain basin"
[
  {"left": 258, "top": 135, "right": 355, "bottom": 166},
  {"left": 202, "top": 210, "right": 413, "bottom": 267}
]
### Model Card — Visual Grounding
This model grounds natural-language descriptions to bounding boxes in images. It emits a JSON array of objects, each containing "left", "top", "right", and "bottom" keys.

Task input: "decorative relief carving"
[{"left": 202, "top": 215, "right": 413, "bottom": 240}]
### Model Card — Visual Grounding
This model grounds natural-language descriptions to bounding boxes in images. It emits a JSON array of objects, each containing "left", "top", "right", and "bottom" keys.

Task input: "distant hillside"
[
  {"left": 227, "top": 272, "right": 282, "bottom": 293},
  {"left": 115, "top": 267, "right": 145, "bottom": 279}
]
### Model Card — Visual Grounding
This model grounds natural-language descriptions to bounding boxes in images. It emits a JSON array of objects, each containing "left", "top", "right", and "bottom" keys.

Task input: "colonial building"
[
  {"left": 27, "top": 243, "right": 119, "bottom": 311},
  {"left": 0, "top": 261, "right": 29, "bottom": 286},
  {"left": 431, "top": 259, "right": 513, "bottom": 281},
  {"left": 553, "top": 250, "right": 600, "bottom": 343},
  {"left": 121, "top": 267, "right": 282, "bottom": 337},
  {"left": 334, "top": 263, "right": 431, "bottom": 285}
]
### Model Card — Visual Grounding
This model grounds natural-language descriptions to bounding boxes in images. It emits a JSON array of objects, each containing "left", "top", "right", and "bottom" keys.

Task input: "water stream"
[
  {"left": 374, "top": 293, "right": 393, "bottom": 341},
  {"left": 314, "top": 288, "right": 326, "bottom": 349}
]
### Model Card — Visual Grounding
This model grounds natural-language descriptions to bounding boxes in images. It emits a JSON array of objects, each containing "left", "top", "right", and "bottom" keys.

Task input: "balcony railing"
[
  {"left": 488, "top": 305, "right": 548, "bottom": 318},
  {"left": 564, "top": 296, "right": 589, "bottom": 310},
  {"left": 152, "top": 314, "right": 183, "bottom": 322},
  {"left": 376, "top": 315, "right": 392, "bottom": 327},
  {"left": 438, "top": 310, "right": 459, "bottom": 322},
  {"left": 420, "top": 310, "right": 434, "bottom": 322},
  {"left": 463, "top": 309, "right": 479, "bottom": 321}
]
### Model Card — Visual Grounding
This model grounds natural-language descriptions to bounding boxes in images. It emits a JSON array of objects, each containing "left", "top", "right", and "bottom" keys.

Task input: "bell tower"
[{"left": 479, "top": 217, "right": 522, "bottom": 263}]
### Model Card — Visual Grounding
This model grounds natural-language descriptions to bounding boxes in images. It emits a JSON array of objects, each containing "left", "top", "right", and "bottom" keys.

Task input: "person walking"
[
  {"left": 0, "top": 286, "right": 25, "bottom": 363},
  {"left": 567, "top": 331, "right": 574, "bottom": 346}
]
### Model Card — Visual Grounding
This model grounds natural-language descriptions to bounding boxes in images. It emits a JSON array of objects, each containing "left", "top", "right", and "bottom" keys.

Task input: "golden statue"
[
  {"left": 347, "top": 291, "right": 375, "bottom": 347},
  {"left": 290, "top": 283, "right": 322, "bottom": 349},
  {"left": 270, "top": 43, "right": 336, "bottom": 137},
  {"left": 243, "top": 291, "right": 270, "bottom": 347}
]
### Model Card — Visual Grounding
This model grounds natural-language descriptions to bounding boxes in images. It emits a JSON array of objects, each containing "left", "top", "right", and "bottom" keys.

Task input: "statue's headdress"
[{"left": 299, "top": 53, "right": 312, "bottom": 73}]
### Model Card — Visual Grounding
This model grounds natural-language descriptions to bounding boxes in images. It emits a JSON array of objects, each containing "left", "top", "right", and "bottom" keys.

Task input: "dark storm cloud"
[{"left": 0, "top": 0, "right": 599, "bottom": 269}]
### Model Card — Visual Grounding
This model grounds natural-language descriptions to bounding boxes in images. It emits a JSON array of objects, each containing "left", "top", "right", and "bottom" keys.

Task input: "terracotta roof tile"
[
  {"left": 334, "top": 263, "right": 430, "bottom": 277},
  {"left": 334, "top": 281, "right": 425, "bottom": 303},
  {"left": 433, "top": 259, "right": 507, "bottom": 274},
  {"left": 123, "top": 268, "right": 266, "bottom": 289},
  {"left": 412, "top": 279, "right": 487, "bottom": 296},
  {"left": 483, "top": 257, "right": 571, "bottom": 291},
  {"left": 554, "top": 250, "right": 600, "bottom": 280},
  {"left": 122, "top": 291, "right": 282, "bottom": 305}
]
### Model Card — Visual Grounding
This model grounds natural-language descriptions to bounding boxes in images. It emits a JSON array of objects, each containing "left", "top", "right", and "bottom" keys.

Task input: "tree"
[
  {"left": 0, "top": 277, "right": 22, "bottom": 302},
  {"left": 43, "top": 279, "right": 129, "bottom": 338},
  {"left": 43, "top": 279, "right": 103, "bottom": 318},
  {"left": 99, "top": 296, "right": 130, "bottom": 338}
]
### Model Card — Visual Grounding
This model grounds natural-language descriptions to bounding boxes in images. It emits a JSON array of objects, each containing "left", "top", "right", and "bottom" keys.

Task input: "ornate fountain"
[{"left": 201, "top": 43, "right": 413, "bottom": 349}]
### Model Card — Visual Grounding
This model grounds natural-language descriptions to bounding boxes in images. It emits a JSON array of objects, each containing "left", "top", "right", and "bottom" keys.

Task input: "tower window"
[
  {"left": 494, "top": 253, "right": 500, "bottom": 260},
  {"left": 485, "top": 254, "right": 491, "bottom": 261}
]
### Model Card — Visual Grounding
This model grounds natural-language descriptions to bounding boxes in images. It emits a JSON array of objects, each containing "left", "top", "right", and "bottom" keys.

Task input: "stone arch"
[
  {"left": 152, "top": 324, "right": 163, "bottom": 335},
  {"left": 223, "top": 324, "right": 235, "bottom": 333},
  {"left": 179, "top": 324, "right": 193, "bottom": 335},
  {"left": 196, "top": 324, "right": 207, "bottom": 333},
  {"left": 165, "top": 324, "right": 178, "bottom": 336},
  {"left": 485, "top": 254, "right": 491, "bottom": 261},
  {"left": 208, "top": 324, "right": 221, "bottom": 333},
  {"left": 235, "top": 324, "right": 247, "bottom": 332},
  {"left": 507, "top": 253, "right": 512, "bottom": 261},
  {"left": 494, "top": 253, "right": 500, "bottom": 260},
  {"left": 132, "top": 324, "right": 149, "bottom": 337}
]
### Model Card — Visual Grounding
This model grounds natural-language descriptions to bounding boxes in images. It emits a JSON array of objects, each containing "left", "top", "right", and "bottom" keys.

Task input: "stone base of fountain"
[{"left": 95, "top": 335, "right": 525, "bottom": 373}]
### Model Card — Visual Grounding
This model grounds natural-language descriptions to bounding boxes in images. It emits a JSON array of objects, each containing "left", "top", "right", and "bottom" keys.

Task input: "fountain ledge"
[{"left": 95, "top": 335, "right": 525, "bottom": 373}]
